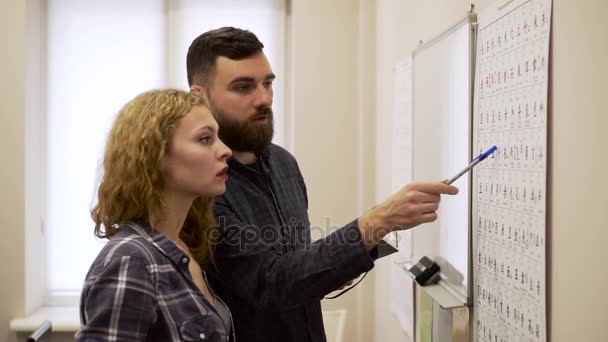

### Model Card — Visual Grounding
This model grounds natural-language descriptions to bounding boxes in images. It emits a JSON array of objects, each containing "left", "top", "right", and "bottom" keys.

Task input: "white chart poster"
[{"left": 472, "top": 1, "right": 551, "bottom": 342}]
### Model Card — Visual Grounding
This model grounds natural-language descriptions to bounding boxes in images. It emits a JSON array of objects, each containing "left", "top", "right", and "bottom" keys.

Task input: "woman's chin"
[{"left": 210, "top": 184, "right": 227, "bottom": 197}]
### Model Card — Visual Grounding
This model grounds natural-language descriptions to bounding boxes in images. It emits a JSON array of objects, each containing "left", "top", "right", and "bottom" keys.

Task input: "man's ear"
[
  {"left": 190, "top": 84, "right": 204, "bottom": 96},
  {"left": 190, "top": 84, "right": 210, "bottom": 103}
]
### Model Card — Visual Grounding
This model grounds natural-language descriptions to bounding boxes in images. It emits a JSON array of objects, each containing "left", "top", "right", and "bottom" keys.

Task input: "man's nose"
[{"left": 252, "top": 85, "right": 273, "bottom": 108}]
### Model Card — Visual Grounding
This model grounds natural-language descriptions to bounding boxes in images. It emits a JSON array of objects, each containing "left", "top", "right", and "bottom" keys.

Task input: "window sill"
[
  {"left": 10, "top": 306, "right": 346, "bottom": 338},
  {"left": 10, "top": 306, "right": 79, "bottom": 333}
]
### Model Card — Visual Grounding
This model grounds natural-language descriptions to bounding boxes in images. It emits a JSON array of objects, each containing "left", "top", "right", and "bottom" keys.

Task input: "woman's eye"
[{"left": 199, "top": 136, "right": 211, "bottom": 144}]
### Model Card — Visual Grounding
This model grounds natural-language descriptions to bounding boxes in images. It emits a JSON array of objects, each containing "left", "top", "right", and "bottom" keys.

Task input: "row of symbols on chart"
[
  {"left": 478, "top": 0, "right": 551, "bottom": 61},
  {"left": 475, "top": 168, "right": 545, "bottom": 215},
  {"left": 475, "top": 204, "right": 545, "bottom": 261},
  {"left": 476, "top": 131, "right": 546, "bottom": 171},
  {"left": 478, "top": 41, "right": 547, "bottom": 97},
  {"left": 474, "top": 272, "right": 544, "bottom": 342},
  {"left": 476, "top": 240, "right": 544, "bottom": 301},
  {"left": 477, "top": 83, "right": 547, "bottom": 132}
]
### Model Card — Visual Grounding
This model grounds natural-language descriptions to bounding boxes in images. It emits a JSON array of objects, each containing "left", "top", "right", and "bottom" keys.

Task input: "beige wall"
[
  {"left": 290, "top": 1, "right": 375, "bottom": 341},
  {"left": 549, "top": 0, "right": 608, "bottom": 340},
  {"left": 374, "top": 0, "right": 608, "bottom": 341},
  {"left": 3, "top": 0, "right": 607, "bottom": 341},
  {"left": 0, "top": 0, "right": 26, "bottom": 341}
]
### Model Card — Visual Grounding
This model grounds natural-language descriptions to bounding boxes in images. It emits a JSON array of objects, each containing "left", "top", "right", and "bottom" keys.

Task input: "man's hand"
[{"left": 357, "top": 181, "right": 459, "bottom": 251}]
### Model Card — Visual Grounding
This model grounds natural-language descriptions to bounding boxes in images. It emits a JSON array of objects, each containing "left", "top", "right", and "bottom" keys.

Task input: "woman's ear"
[{"left": 158, "top": 142, "right": 170, "bottom": 173}]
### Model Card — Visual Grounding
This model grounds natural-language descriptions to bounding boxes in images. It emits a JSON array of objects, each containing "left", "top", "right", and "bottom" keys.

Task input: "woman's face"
[{"left": 162, "top": 105, "right": 232, "bottom": 198}]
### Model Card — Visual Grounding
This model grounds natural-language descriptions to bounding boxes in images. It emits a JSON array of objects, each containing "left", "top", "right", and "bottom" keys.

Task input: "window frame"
[{"left": 25, "top": 0, "right": 290, "bottom": 309}]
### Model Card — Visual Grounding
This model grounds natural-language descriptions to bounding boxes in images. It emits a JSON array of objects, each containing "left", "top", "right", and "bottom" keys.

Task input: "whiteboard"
[
  {"left": 412, "top": 15, "right": 476, "bottom": 302},
  {"left": 389, "top": 57, "right": 415, "bottom": 338}
]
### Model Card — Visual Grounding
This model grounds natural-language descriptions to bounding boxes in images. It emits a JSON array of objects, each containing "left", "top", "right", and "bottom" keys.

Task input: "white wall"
[{"left": 374, "top": 0, "right": 608, "bottom": 341}]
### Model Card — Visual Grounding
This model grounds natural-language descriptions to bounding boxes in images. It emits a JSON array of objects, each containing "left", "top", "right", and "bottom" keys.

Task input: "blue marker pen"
[{"left": 447, "top": 145, "right": 498, "bottom": 185}]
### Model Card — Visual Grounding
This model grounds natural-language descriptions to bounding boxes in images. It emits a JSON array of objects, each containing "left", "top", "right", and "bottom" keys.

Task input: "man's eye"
[
  {"left": 263, "top": 81, "right": 273, "bottom": 88},
  {"left": 235, "top": 84, "right": 253, "bottom": 92}
]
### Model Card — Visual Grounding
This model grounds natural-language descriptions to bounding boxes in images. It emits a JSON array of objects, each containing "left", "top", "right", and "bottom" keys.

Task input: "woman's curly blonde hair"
[{"left": 91, "top": 88, "right": 217, "bottom": 265}]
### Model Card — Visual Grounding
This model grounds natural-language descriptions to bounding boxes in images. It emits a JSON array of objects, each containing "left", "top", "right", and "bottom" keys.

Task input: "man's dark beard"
[{"left": 214, "top": 106, "right": 274, "bottom": 155}]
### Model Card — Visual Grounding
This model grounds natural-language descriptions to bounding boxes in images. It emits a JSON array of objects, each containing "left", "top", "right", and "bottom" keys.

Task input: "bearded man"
[{"left": 187, "top": 27, "right": 458, "bottom": 342}]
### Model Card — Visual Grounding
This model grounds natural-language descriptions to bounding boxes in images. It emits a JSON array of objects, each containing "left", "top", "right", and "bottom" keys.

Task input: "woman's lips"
[{"left": 217, "top": 166, "right": 229, "bottom": 180}]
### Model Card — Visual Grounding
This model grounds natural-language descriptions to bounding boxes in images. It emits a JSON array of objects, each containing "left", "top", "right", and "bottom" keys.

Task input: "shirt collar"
[
  {"left": 227, "top": 145, "right": 274, "bottom": 177},
  {"left": 227, "top": 144, "right": 273, "bottom": 165},
  {"left": 123, "top": 221, "right": 191, "bottom": 266}
]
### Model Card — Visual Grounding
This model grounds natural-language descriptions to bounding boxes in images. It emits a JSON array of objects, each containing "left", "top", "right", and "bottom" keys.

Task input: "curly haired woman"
[{"left": 77, "top": 89, "right": 233, "bottom": 342}]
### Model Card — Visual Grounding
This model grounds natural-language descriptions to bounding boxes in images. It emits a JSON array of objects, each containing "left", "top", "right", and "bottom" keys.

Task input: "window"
[{"left": 40, "top": 0, "right": 287, "bottom": 305}]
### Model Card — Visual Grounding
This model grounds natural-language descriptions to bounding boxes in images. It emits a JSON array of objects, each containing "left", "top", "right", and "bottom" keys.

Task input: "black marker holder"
[{"left": 408, "top": 256, "right": 441, "bottom": 286}]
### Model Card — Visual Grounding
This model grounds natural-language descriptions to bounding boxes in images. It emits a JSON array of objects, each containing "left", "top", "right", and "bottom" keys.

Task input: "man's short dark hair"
[{"left": 186, "top": 27, "right": 265, "bottom": 87}]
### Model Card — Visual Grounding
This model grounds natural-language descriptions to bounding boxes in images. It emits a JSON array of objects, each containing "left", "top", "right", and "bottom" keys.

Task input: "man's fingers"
[
  {"left": 392, "top": 211, "right": 438, "bottom": 231},
  {"left": 408, "top": 191, "right": 441, "bottom": 204},
  {"left": 406, "top": 202, "right": 439, "bottom": 219},
  {"left": 418, "top": 202, "right": 439, "bottom": 213},
  {"left": 406, "top": 181, "right": 459, "bottom": 195},
  {"left": 376, "top": 181, "right": 458, "bottom": 232},
  {"left": 418, "top": 211, "right": 438, "bottom": 224}
]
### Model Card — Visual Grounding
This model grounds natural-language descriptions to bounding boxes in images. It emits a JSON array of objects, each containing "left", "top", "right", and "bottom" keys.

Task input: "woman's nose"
[{"left": 218, "top": 139, "right": 232, "bottom": 160}]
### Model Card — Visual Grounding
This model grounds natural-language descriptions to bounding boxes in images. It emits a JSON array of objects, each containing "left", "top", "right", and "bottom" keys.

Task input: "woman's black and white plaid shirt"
[{"left": 77, "top": 222, "right": 234, "bottom": 342}]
